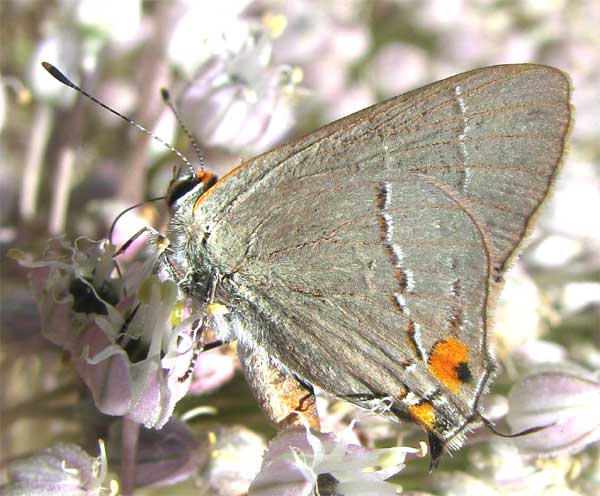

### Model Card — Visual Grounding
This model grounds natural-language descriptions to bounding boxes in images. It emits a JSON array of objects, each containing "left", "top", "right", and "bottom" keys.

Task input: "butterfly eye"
[
  {"left": 165, "top": 170, "right": 218, "bottom": 209},
  {"left": 165, "top": 173, "right": 201, "bottom": 209}
]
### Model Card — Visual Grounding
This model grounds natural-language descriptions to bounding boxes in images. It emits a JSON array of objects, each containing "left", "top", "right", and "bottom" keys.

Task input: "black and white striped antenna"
[{"left": 41, "top": 61, "right": 199, "bottom": 176}]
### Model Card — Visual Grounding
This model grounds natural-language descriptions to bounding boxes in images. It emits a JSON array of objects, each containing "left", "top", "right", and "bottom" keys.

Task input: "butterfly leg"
[{"left": 178, "top": 272, "right": 221, "bottom": 382}]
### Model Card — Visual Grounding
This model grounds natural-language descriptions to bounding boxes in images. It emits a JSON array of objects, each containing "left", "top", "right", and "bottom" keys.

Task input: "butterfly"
[{"left": 43, "top": 62, "right": 572, "bottom": 468}]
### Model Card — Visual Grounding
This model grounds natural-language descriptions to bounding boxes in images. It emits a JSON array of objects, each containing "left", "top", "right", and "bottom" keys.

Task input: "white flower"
[
  {"left": 177, "top": 25, "right": 302, "bottom": 154},
  {"left": 249, "top": 423, "right": 421, "bottom": 496}
]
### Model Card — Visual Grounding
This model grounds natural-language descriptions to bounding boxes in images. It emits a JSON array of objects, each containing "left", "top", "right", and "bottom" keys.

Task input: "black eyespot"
[{"left": 456, "top": 362, "right": 473, "bottom": 383}]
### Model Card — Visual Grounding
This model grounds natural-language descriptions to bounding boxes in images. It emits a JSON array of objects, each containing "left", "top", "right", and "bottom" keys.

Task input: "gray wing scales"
[
  {"left": 372, "top": 65, "right": 571, "bottom": 277},
  {"left": 219, "top": 172, "right": 491, "bottom": 409},
  {"left": 194, "top": 64, "right": 571, "bottom": 411}
]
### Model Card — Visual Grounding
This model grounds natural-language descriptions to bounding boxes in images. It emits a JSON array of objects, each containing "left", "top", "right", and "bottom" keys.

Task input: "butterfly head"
[{"left": 165, "top": 166, "right": 218, "bottom": 211}]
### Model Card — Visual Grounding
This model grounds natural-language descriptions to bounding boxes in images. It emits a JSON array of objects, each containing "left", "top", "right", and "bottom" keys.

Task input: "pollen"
[
  {"left": 428, "top": 337, "right": 472, "bottom": 393},
  {"left": 408, "top": 402, "right": 436, "bottom": 430},
  {"left": 207, "top": 303, "right": 229, "bottom": 316}
]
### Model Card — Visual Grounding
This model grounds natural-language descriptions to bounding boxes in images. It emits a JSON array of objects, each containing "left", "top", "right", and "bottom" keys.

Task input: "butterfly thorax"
[{"left": 165, "top": 168, "right": 218, "bottom": 297}]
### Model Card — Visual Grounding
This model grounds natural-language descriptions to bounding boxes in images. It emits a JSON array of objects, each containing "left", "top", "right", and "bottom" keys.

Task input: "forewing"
[{"left": 195, "top": 64, "right": 571, "bottom": 412}]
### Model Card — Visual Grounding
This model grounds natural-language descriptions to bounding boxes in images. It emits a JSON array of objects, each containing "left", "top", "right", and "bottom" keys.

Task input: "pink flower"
[
  {"left": 507, "top": 364, "right": 600, "bottom": 457},
  {"left": 177, "top": 28, "right": 301, "bottom": 154},
  {"left": 14, "top": 237, "right": 198, "bottom": 428},
  {"left": 188, "top": 347, "right": 237, "bottom": 395},
  {"left": 1, "top": 441, "right": 113, "bottom": 495}
]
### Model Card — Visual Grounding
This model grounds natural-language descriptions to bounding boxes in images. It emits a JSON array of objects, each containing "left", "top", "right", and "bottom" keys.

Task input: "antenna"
[
  {"left": 108, "top": 196, "right": 165, "bottom": 245},
  {"left": 41, "top": 62, "right": 195, "bottom": 175},
  {"left": 160, "top": 88, "right": 205, "bottom": 172}
]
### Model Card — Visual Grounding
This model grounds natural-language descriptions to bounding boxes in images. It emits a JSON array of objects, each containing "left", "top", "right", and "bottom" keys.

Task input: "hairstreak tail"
[{"left": 43, "top": 62, "right": 572, "bottom": 469}]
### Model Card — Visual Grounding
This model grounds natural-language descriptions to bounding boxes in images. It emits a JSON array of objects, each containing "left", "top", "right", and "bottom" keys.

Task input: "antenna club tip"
[
  {"left": 40, "top": 62, "right": 74, "bottom": 87},
  {"left": 160, "top": 88, "right": 171, "bottom": 101}
]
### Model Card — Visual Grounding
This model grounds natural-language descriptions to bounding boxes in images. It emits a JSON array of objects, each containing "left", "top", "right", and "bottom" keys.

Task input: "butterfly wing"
[{"left": 189, "top": 64, "right": 571, "bottom": 440}]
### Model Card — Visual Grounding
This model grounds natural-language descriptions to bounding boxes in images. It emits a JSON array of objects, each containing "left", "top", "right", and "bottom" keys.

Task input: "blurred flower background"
[{"left": 1, "top": 1, "right": 599, "bottom": 495}]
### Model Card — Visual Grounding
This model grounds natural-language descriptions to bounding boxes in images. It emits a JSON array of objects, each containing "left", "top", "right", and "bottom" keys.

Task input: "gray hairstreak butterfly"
[{"left": 42, "top": 62, "right": 572, "bottom": 469}]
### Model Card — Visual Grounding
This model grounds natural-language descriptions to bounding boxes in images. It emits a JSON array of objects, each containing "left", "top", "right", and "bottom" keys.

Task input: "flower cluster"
[
  {"left": 2, "top": 1, "right": 599, "bottom": 495},
  {"left": 12, "top": 237, "right": 195, "bottom": 428}
]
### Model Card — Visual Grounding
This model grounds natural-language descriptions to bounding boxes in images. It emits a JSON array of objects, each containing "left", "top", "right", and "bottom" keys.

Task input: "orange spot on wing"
[
  {"left": 408, "top": 402, "right": 436, "bottom": 430},
  {"left": 428, "top": 337, "right": 471, "bottom": 393}
]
